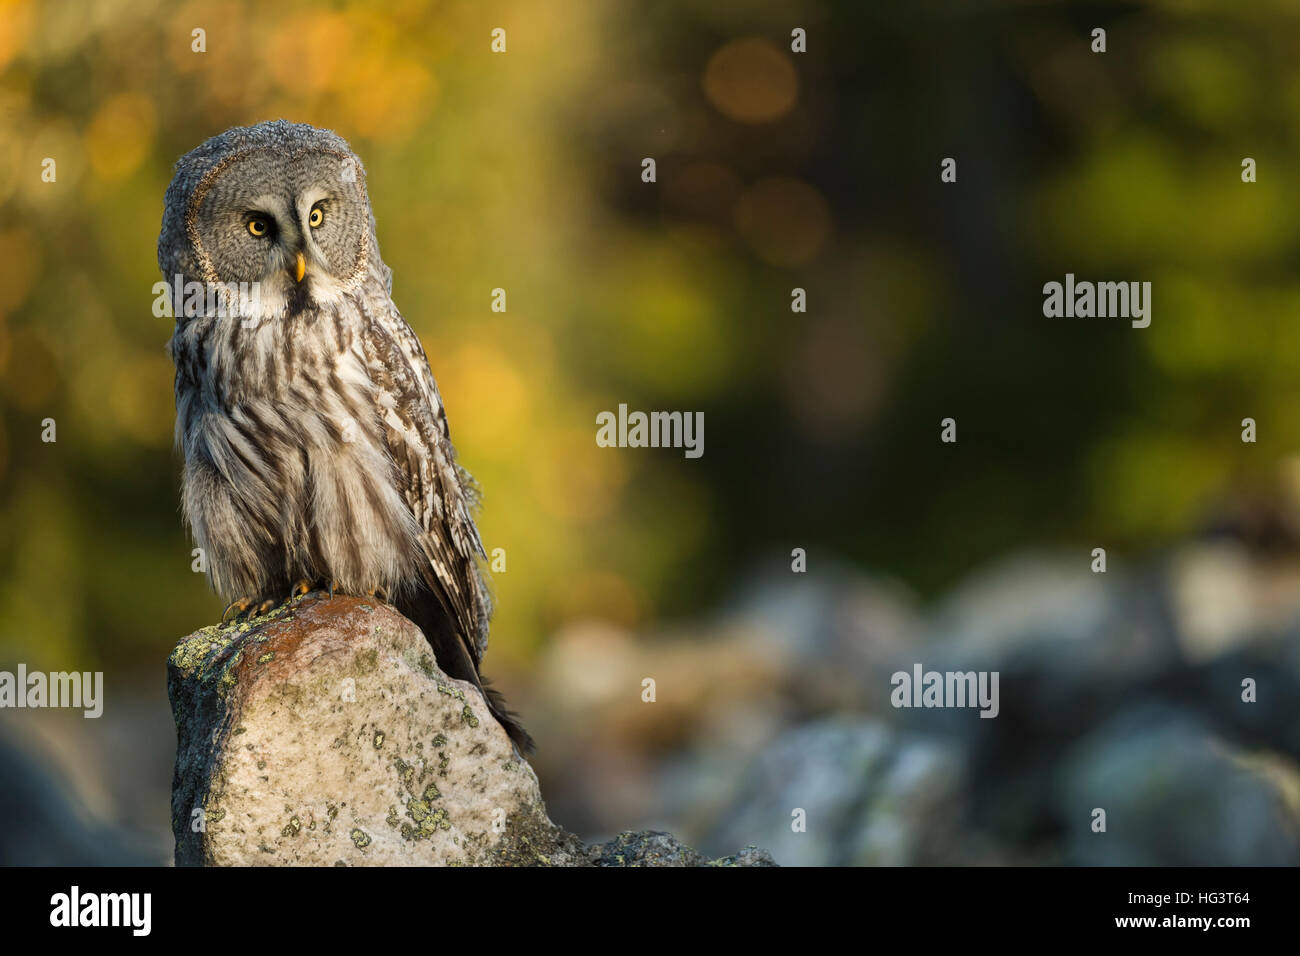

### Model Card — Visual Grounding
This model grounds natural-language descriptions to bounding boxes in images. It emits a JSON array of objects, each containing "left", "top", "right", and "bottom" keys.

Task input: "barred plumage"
[{"left": 160, "top": 120, "right": 532, "bottom": 753}]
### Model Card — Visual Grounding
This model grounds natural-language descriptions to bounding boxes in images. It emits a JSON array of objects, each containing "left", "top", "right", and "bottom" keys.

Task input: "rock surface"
[{"left": 167, "top": 593, "right": 773, "bottom": 866}]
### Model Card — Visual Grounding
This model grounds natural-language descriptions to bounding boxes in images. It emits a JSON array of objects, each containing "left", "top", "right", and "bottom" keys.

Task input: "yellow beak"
[{"left": 294, "top": 252, "right": 306, "bottom": 283}]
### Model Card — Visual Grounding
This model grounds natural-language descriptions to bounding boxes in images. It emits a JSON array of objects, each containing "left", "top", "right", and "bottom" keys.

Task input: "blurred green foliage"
[{"left": 1, "top": 0, "right": 1298, "bottom": 676}]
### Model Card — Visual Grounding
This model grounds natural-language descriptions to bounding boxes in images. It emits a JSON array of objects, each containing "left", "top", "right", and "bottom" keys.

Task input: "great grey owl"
[{"left": 159, "top": 119, "right": 532, "bottom": 753}]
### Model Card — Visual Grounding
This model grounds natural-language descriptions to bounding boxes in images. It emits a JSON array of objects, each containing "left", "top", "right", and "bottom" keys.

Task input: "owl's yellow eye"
[
  {"left": 308, "top": 207, "right": 324, "bottom": 228},
  {"left": 247, "top": 218, "right": 269, "bottom": 237}
]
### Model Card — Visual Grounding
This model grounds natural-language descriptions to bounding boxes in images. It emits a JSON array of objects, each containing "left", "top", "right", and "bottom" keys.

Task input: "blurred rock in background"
[
  {"left": 530, "top": 546, "right": 1300, "bottom": 866},
  {"left": 0, "top": 732, "right": 157, "bottom": 865}
]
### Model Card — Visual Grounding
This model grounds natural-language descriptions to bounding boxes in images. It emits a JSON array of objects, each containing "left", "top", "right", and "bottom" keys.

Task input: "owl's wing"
[
  {"left": 357, "top": 283, "right": 533, "bottom": 754},
  {"left": 360, "top": 299, "right": 489, "bottom": 664}
]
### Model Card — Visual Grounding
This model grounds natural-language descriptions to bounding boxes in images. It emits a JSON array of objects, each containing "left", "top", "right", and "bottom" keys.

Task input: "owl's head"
[{"left": 159, "top": 120, "right": 378, "bottom": 319}]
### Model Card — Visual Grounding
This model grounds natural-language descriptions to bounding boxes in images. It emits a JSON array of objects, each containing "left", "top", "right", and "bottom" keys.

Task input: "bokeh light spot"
[
  {"left": 733, "top": 176, "right": 831, "bottom": 266},
  {"left": 703, "top": 38, "right": 798, "bottom": 124}
]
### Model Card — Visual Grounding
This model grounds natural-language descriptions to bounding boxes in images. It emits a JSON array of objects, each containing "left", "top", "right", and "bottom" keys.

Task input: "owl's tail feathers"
[
  {"left": 400, "top": 594, "right": 536, "bottom": 756},
  {"left": 480, "top": 677, "right": 537, "bottom": 756}
]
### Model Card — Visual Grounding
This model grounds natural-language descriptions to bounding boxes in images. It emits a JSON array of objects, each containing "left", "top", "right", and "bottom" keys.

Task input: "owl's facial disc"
[{"left": 190, "top": 148, "right": 368, "bottom": 318}]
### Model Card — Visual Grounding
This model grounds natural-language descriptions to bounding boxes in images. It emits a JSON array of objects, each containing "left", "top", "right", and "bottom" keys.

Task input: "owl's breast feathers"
[{"left": 171, "top": 295, "right": 416, "bottom": 599}]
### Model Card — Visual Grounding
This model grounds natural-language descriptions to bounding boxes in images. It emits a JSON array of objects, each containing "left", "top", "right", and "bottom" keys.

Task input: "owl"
[{"left": 159, "top": 120, "right": 533, "bottom": 753}]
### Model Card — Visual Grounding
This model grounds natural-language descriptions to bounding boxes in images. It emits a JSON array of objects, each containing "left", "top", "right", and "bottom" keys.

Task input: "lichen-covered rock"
[
  {"left": 168, "top": 594, "right": 561, "bottom": 865},
  {"left": 168, "top": 594, "right": 774, "bottom": 866}
]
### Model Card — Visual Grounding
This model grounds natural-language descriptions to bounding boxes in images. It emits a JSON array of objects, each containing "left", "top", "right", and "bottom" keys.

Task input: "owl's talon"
[
  {"left": 367, "top": 586, "right": 388, "bottom": 603},
  {"left": 254, "top": 599, "right": 277, "bottom": 616},
  {"left": 289, "top": 579, "right": 313, "bottom": 602},
  {"left": 222, "top": 598, "right": 253, "bottom": 624}
]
